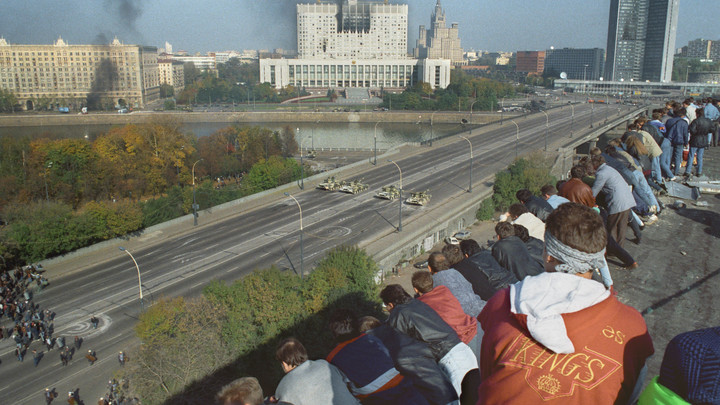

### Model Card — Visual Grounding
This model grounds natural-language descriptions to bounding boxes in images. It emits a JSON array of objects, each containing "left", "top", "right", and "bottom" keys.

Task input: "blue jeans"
[
  {"left": 659, "top": 138, "right": 674, "bottom": 178},
  {"left": 686, "top": 147, "right": 705, "bottom": 175},
  {"left": 439, "top": 343, "right": 479, "bottom": 397},
  {"left": 651, "top": 155, "right": 662, "bottom": 183},
  {"left": 672, "top": 144, "right": 685, "bottom": 175},
  {"left": 632, "top": 171, "right": 659, "bottom": 209}
]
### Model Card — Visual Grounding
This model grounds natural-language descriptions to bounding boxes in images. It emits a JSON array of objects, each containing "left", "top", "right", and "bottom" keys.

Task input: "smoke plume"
[{"left": 87, "top": 58, "right": 119, "bottom": 110}]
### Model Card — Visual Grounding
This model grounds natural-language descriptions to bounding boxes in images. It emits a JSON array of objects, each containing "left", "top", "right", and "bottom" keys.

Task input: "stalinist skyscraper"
[{"left": 414, "top": 0, "right": 465, "bottom": 66}]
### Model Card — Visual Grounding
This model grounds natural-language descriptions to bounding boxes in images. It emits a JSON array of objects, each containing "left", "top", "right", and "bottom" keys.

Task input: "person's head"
[
  {"left": 216, "top": 377, "right": 263, "bottom": 405},
  {"left": 380, "top": 284, "right": 413, "bottom": 310},
  {"left": 441, "top": 244, "right": 464, "bottom": 267},
  {"left": 459, "top": 239, "right": 481, "bottom": 258},
  {"left": 358, "top": 316, "right": 381, "bottom": 333},
  {"left": 591, "top": 154, "right": 605, "bottom": 169},
  {"left": 515, "top": 189, "right": 533, "bottom": 204},
  {"left": 495, "top": 221, "right": 515, "bottom": 240},
  {"left": 683, "top": 98, "right": 692, "bottom": 107},
  {"left": 626, "top": 122, "right": 638, "bottom": 131},
  {"left": 651, "top": 111, "right": 663, "bottom": 121},
  {"left": 635, "top": 117, "right": 648, "bottom": 126},
  {"left": 675, "top": 107, "right": 687, "bottom": 117},
  {"left": 625, "top": 135, "right": 648, "bottom": 155},
  {"left": 412, "top": 271, "right": 434, "bottom": 295},
  {"left": 540, "top": 184, "right": 558, "bottom": 199},
  {"left": 544, "top": 203, "right": 607, "bottom": 278},
  {"left": 608, "top": 138, "right": 622, "bottom": 148},
  {"left": 276, "top": 338, "right": 308, "bottom": 372},
  {"left": 427, "top": 252, "right": 449, "bottom": 273},
  {"left": 507, "top": 203, "right": 528, "bottom": 220},
  {"left": 328, "top": 308, "right": 360, "bottom": 342},
  {"left": 696, "top": 107, "right": 704, "bottom": 118},
  {"left": 570, "top": 165, "right": 586, "bottom": 179},
  {"left": 513, "top": 224, "right": 530, "bottom": 242}
]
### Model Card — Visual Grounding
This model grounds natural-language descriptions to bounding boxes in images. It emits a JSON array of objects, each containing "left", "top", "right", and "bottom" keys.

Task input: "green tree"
[
  {"left": 0, "top": 88, "right": 18, "bottom": 112},
  {"left": 159, "top": 84, "right": 174, "bottom": 98},
  {"left": 243, "top": 156, "right": 301, "bottom": 193}
]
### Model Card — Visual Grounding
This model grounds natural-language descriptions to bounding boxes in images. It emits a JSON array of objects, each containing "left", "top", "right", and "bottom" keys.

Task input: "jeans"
[
  {"left": 632, "top": 171, "right": 658, "bottom": 209},
  {"left": 672, "top": 144, "right": 685, "bottom": 175},
  {"left": 686, "top": 147, "right": 705, "bottom": 175},
  {"left": 651, "top": 155, "right": 662, "bottom": 183},
  {"left": 439, "top": 342, "right": 478, "bottom": 397},
  {"left": 659, "top": 138, "right": 674, "bottom": 178}
]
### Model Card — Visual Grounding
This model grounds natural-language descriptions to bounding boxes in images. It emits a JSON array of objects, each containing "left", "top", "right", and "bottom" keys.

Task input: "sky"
[{"left": 1, "top": 0, "right": 719, "bottom": 54}]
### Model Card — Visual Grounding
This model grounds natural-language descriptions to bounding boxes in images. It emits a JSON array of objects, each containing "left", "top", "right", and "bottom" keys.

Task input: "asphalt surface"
[{"left": 0, "top": 103, "right": 637, "bottom": 404}]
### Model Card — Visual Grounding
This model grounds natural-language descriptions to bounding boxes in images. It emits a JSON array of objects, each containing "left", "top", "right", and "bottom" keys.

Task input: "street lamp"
[
  {"left": 501, "top": 96, "right": 506, "bottom": 125},
  {"left": 541, "top": 110, "right": 549, "bottom": 152},
  {"left": 590, "top": 102, "right": 595, "bottom": 128},
  {"left": 119, "top": 247, "right": 144, "bottom": 311},
  {"left": 469, "top": 100, "right": 477, "bottom": 115},
  {"left": 373, "top": 121, "right": 381, "bottom": 165},
  {"left": 191, "top": 158, "right": 204, "bottom": 226},
  {"left": 510, "top": 120, "right": 520, "bottom": 160},
  {"left": 583, "top": 64, "right": 589, "bottom": 94},
  {"left": 284, "top": 192, "right": 304, "bottom": 279},
  {"left": 387, "top": 160, "right": 403, "bottom": 232},
  {"left": 459, "top": 135, "right": 473, "bottom": 192},
  {"left": 297, "top": 128, "right": 304, "bottom": 190},
  {"left": 430, "top": 111, "right": 438, "bottom": 145},
  {"left": 569, "top": 103, "right": 575, "bottom": 138}
]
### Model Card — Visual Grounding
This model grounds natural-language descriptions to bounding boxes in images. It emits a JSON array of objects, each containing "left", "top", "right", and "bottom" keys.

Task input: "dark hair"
[
  {"left": 676, "top": 107, "right": 687, "bottom": 116},
  {"left": 513, "top": 224, "right": 530, "bottom": 242},
  {"left": 358, "top": 316, "right": 381, "bottom": 333},
  {"left": 515, "top": 189, "right": 532, "bottom": 203},
  {"left": 459, "top": 239, "right": 481, "bottom": 257},
  {"left": 428, "top": 252, "right": 450, "bottom": 272},
  {"left": 570, "top": 165, "right": 586, "bottom": 179},
  {"left": 380, "top": 284, "right": 413, "bottom": 306},
  {"left": 508, "top": 203, "right": 528, "bottom": 219},
  {"left": 441, "top": 244, "right": 464, "bottom": 267},
  {"left": 540, "top": 184, "right": 557, "bottom": 196},
  {"left": 411, "top": 271, "right": 434, "bottom": 294},
  {"left": 591, "top": 154, "right": 605, "bottom": 168},
  {"left": 696, "top": 107, "right": 704, "bottom": 118},
  {"left": 545, "top": 203, "right": 606, "bottom": 254},
  {"left": 651, "top": 111, "right": 662, "bottom": 120},
  {"left": 328, "top": 308, "right": 359, "bottom": 341},
  {"left": 495, "top": 221, "right": 515, "bottom": 239},
  {"left": 276, "top": 338, "right": 308, "bottom": 367},
  {"left": 216, "top": 377, "right": 263, "bottom": 405}
]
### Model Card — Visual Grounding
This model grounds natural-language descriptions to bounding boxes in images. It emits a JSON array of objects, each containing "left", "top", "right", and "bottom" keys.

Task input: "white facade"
[
  {"left": 172, "top": 54, "right": 216, "bottom": 71},
  {"left": 297, "top": 1, "right": 408, "bottom": 59},
  {"left": 158, "top": 59, "right": 185, "bottom": 92},
  {"left": 260, "top": 58, "right": 450, "bottom": 90}
]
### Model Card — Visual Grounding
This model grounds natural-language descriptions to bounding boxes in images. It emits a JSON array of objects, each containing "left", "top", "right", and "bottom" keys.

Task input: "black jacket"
[
  {"left": 366, "top": 324, "right": 457, "bottom": 405},
  {"left": 524, "top": 237, "right": 545, "bottom": 267},
  {"left": 386, "top": 299, "right": 460, "bottom": 362},
  {"left": 689, "top": 117, "right": 713, "bottom": 148},
  {"left": 454, "top": 250, "right": 518, "bottom": 301},
  {"left": 492, "top": 236, "right": 545, "bottom": 281},
  {"left": 523, "top": 195, "right": 553, "bottom": 222}
]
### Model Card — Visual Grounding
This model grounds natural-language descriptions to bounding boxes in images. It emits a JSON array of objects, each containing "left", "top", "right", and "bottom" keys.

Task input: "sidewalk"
[{"left": 384, "top": 145, "right": 720, "bottom": 380}]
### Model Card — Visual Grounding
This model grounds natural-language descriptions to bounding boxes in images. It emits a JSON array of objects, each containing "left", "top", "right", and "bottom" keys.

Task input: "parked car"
[
  {"left": 454, "top": 230, "right": 472, "bottom": 240},
  {"left": 444, "top": 236, "right": 459, "bottom": 245},
  {"left": 413, "top": 259, "right": 429, "bottom": 269}
]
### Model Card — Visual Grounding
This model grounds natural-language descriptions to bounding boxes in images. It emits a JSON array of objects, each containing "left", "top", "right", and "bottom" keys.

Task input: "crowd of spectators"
[{"left": 215, "top": 99, "right": 719, "bottom": 404}]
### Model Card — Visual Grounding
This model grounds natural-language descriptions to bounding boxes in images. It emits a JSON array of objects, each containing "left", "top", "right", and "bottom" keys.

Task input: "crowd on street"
[{"left": 214, "top": 98, "right": 720, "bottom": 405}]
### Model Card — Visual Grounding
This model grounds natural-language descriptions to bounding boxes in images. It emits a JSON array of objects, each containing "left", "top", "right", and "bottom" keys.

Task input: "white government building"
[{"left": 260, "top": 0, "right": 451, "bottom": 92}]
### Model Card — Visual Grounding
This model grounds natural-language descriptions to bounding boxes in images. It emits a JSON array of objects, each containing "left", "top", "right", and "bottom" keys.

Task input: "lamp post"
[
  {"left": 583, "top": 64, "right": 589, "bottom": 94},
  {"left": 569, "top": 103, "right": 575, "bottom": 138},
  {"left": 119, "top": 247, "right": 144, "bottom": 311},
  {"left": 469, "top": 100, "right": 477, "bottom": 115},
  {"left": 387, "top": 159, "right": 402, "bottom": 232},
  {"left": 590, "top": 101, "right": 595, "bottom": 128},
  {"left": 284, "top": 192, "right": 304, "bottom": 279},
  {"left": 43, "top": 161, "right": 53, "bottom": 201},
  {"left": 191, "top": 158, "right": 204, "bottom": 226},
  {"left": 373, "top": 121, "right": 382, "bottom": 165},
  {"left": 430, "top": 111, "right": 437, "bottom": 144},
  {"left": 297, "top": 128, "right": 304, "bottom": 190},
  {"left": 511, "top": 120, "right": 520, "bottom": 160},
  {"left": 459, "top": 135, "right": 473, "bottom": 192},
  {"left": 541, "top": 110, "right": 549, "bottom": 151},
  {"left": 501, "top": 96, "right": 506, "bottom": 125}
]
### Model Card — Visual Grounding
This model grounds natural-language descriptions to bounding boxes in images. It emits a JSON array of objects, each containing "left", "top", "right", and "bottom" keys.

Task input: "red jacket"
[
  {"left": 417, "top": 285, "right": 477, "bottom": 344},
  {"left": 478, "top": 288, "right": 654, "bottom": 404}
]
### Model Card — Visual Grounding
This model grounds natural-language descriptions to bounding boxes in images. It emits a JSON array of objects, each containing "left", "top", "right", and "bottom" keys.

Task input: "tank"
[
  {"left": 405, "top": 190, "right": 431, "bottom": 206},
  {"left": 339, "top": 179, "right": 369, "bottom": 194},
  {"left": 375, "top": 185, "right": 400, "bottom": 200},
  {"left": 316, "top": 176, "right": 340, "bottom": 191}
]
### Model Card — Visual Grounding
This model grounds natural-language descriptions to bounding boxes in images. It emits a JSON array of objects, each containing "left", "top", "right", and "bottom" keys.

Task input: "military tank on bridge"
[
  {"left": 316, "top": 176, "right": 340, "bottom": 191},
  {"left": 405, "top": 190, "right": 431, "bottom": 206},
  {"left": 339, "top": 179, "right": 369, "bottom": 194},
  {"left": 375, "top": 185, "right": 400, "bottom": 200}
]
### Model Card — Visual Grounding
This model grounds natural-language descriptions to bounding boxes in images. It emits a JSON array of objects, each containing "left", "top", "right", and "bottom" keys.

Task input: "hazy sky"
[{"left": 1, "top": 0, "right": 718, "bottom": 54}]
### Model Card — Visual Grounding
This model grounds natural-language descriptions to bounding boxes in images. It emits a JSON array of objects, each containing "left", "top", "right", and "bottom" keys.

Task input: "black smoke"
[
  {"left": 86, "top": 59, "right": 119, "bottom": 110},
  {"left": 93, "top": 33, "right": 109, "bottom": 45}
]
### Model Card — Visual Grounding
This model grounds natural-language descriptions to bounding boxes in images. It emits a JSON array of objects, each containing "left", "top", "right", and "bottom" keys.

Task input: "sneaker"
[
  {"left": 623, "top": 262, "right": 639, "bottom": 270},
  {"left": 649, "top": 205, "right": 658, "bottom": 214},
  {"left": 644, "top": 214, "right": 658, "bottom": 226},
  {"left": 668, "top": 176, "right": 677, "bottom": 182}
]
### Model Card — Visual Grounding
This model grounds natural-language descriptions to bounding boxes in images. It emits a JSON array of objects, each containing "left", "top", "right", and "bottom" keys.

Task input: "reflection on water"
[{"left": 0, "top": 120, "right": 477, "bottom": 150}]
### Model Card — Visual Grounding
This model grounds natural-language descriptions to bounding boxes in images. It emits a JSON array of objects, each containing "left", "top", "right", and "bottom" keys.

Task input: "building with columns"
[
  {"left": 0, "top": 37, "right": 160, "bottom": 110},
  {"left": 260, "top": 0, "right": 451, "bottom": 92},
  {"left": 414, "top": 0, "right": 465, "bottom": 66}
]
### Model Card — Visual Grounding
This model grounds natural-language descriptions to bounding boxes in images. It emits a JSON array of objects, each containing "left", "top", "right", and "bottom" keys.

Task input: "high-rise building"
[
  {"left": 414, "top": 0, "right": 465, "bottom": 66},
  {"left": 0, "top": 37, "right": 159, "bottom": 110},
  {"left": 544, "top": 48, "right": 604, "bottom": 80},
  {"left": 516, "top": 51, "right": 545, "bottom": 75},
  {"left": 680, "top": 38, "right": 720, "bottom": 61},
  {"left": 605, "top": 0, "right": 678, "bottom": 82},
  {"left": 260, "top": 0, "right": 451, "bottom": 91}
]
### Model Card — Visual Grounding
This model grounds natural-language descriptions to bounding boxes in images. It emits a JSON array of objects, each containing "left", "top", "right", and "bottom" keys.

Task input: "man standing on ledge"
[{"left": 477, "top": 203, "right": 653, "bottom": 404}]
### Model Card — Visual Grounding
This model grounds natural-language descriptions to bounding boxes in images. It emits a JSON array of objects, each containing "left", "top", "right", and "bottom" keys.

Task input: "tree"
[
  {"left": 183, "top": 62, "right": 202, "bottom": 85},
  {"left": 159, "top": 84, "right": 174, "bottom": 98},
  {"left": 0, "top": 88, "right": 18, "bottom": 112},
  {"left": 243, "top": 156, "right": 301, "bottom": 193}
]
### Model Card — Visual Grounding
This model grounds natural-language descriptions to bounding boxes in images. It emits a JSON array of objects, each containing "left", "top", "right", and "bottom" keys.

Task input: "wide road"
[{"left": 0, "top": 102, "right": 638, "bottom": 404}]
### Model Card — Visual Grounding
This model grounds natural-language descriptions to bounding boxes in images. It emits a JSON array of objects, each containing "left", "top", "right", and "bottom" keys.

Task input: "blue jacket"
[
  {"left": 666, "top": 116, "right": 689, "bottom": 146},
  {"left": 704, "top": 103, "right": 720, "bottom": 121}
]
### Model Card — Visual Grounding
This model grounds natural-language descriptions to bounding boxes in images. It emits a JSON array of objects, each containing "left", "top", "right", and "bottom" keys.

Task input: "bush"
[
  {"left": 491, "top": 152, "right": 556, "bottom": 212},
  {"left": 476, "top": 197, "right": 495, "bottom": 221}
]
